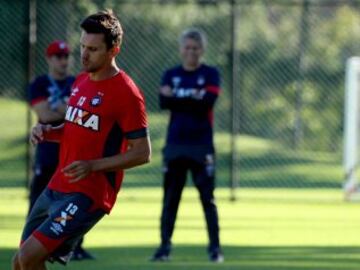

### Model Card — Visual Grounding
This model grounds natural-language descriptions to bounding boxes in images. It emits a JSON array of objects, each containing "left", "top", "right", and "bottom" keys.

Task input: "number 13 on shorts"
[{"left": 66, "top": 203, "right": 78, "bottom": 215}]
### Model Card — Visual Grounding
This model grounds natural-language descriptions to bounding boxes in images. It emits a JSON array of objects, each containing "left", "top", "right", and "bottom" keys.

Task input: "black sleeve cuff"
[{"left": 125, "top": 128, "right": 149, "bottom": 139}]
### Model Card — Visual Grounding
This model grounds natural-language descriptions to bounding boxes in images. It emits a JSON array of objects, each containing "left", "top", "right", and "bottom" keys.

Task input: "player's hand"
[
  {"left": 62, "top": 160, "right": 93, "bottom": 183},
  {"left": 160, "top": 86, "right": 173, "bottom": 97},
  {"left": 191, "top": 89, "right": 206, "bottom": 100},
  {"left": 30, "top": 124, "right": 52, "bottom": 145}
]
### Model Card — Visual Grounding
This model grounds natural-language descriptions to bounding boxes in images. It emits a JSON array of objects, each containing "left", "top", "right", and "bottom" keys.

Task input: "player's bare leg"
[
  {"left": 11, "top": 252, "right": 21, "bottom": 270},
  {"left": 16, "top": 235, "right": 48, "bottom": 270},
  {"left": 12, "top": 252, "right": 47, "bottom": 270}
]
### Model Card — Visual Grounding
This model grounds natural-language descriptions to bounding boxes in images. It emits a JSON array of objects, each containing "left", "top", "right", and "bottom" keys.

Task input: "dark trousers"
[{"left": 160, "top": 157, "right": 220, "bottom": 252}]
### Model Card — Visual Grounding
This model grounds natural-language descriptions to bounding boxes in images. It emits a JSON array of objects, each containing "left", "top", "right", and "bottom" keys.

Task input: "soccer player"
[
  {"left": 28, "top": 40, "right": 73, "bottom": 211},
  {"left": 151, "top": 29, "right": 223, "bottom": 263},
  {"left": 12, "top": 10, "right": 151, "bottom": 270},
  {"left": 27, "top": 40, "right": 93, "bottom": 261}
]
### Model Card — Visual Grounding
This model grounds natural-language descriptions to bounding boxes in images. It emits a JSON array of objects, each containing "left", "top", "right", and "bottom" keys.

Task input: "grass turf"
[
  {"left": 0, "top": 98, "right": 353, "bottom": 270},
  {"left": 1, "top": 187, "right": 360, "bottom": 270},
  {"left": 0, "top": 97, "right": 344, "bottom": 189}
]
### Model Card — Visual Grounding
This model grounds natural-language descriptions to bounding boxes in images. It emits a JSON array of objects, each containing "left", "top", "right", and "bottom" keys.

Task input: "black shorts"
[{"left": 21, "top": 188, "right": 105, "bottom": 259}]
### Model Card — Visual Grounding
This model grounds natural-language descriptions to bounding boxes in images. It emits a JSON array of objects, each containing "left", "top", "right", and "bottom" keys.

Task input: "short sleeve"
[
  {"left": 161, "top": 70, "right": 172, "bottom": 87},
  {"left": 205, "top": 68, "right": 221, "bottom": 95},
  {"left": 117, "top": 82, "right": 148, "bottom": 140},
  {"left": 28, "top": 76, "right": 49, "bottom": 106},
  {"left": 207, "top": 68, "right": 220, "bottom": 87}
]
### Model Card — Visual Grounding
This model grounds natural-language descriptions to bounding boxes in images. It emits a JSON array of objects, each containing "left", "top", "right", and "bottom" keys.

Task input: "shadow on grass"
[
  {"left": 124, "top": 150, "right": 342, "bottom": 188},
  {"left": 1, "top": 245, "right": 360, "bottom": 270},
  {"left": 0, "top": 135, "right": 343, "bottom": 189},
  {"left": 2, "top": 135, "right": 28, "bottom": 150},
  {"left": 237, "top": 150, "right": 342, "bottom": 188},
  {"left": 0, "top": 154, "right": 26, "bottom": 187},
  {"left": 0, "top": 135, "right": 27, "bottom": 187}
]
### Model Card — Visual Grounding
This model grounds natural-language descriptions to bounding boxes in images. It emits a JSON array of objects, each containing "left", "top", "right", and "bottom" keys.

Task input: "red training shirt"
[{"left": 48, "top": 71, "right": 148, "bottom": 213}]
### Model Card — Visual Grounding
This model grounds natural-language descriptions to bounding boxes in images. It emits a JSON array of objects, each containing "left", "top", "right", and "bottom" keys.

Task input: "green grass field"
[
  {"left": 1, "top": 98, "right": 357, "bottom": 269},
  {"left": 0, "top": 97, "right": 344, "bottom": 188},
  {"left": 1, "top": 188, "right": 360, "bottom": 270}
]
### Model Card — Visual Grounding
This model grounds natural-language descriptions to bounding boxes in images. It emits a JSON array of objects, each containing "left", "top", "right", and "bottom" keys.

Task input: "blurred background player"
[
  {"left": 151, "top": 28, "right": 223, "bottom": 263},
  {"left": 27, "top": 40, "right": 93, "bottom": 260}
]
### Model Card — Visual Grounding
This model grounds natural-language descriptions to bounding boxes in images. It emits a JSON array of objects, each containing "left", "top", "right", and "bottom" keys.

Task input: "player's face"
[
  {"left": 180, "top": 38, "right": 204, "bottom": 67},
  {"left": 47, "top": 54, "right": 69, "bottom": 76},
  {"left": 80, "top": 31, "right": 112, "bottom": 73}
]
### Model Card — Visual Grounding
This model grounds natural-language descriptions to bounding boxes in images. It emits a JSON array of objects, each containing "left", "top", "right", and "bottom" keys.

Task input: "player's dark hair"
[
  {"left": 80, "top": 9, "right": 123, "bottom": 50},
  {"left": 179, "top": 28, "right": 207, "bottom": 49}
]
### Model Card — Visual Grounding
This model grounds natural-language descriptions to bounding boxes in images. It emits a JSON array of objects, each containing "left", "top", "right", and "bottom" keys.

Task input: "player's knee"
[
  {"left": 11, "top": 253, "right": 21, "bottom": 270},
  {"left": 17, "top": 251, "right": 31, "bottom": 269},
  {"left": 17, "top": 249, "right": 40, "bottom": 269}
]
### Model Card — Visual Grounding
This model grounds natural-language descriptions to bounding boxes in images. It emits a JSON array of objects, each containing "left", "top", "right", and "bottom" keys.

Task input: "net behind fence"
[{"left": 1, "top": 0, "right": 359, "bottom": 190}]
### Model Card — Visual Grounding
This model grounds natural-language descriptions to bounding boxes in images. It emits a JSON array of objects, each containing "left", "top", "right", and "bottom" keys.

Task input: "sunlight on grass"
[
  {"left": 0, "top": 96, "right": 344, "bottom": 189},
  {"left": 1, "top": 188, "right": 360, "bottom": 270}
]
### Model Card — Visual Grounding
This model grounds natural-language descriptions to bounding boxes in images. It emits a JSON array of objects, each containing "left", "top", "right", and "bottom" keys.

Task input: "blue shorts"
[{"left": 21, "top": 188, "right": 105, "bottom": 262}]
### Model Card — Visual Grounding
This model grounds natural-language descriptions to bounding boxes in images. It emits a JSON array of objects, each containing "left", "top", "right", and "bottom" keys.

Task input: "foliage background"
[{"left": 1, "top": 0, "right": 359, "bottom": 189}]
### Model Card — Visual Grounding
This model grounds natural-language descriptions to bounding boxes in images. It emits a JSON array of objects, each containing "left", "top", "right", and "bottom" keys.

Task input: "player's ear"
[{"left": 111, "top": 46, "right": 120, "bottom": 57}]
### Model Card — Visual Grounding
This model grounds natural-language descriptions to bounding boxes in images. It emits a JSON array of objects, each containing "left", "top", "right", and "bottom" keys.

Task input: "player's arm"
[
  {"left": 159, "top": 68, "right": 221, "bottom": 112},
  {"left": 93, "top": 136, "right": 151, "bottom": 170},
  {"left": 30, "top": 123, "right": 64, "bottom": 145},
  {"left": 159, "top": 86, "right": 219, "bottom": 112},
  {"left": 62, "top": 136, "right": 151, "bottom": 183},
  {"left": 158, "top": 70, "right": 176, "bottom": 110},
  {"left": 32, "top": 100, "right": 67, "bottom": 123},
  {"left": 28, "top": 78, "right": 68, "bottom": 123},
  {"left": 159, "top": 85, "right": 174, "bottom": 110}
]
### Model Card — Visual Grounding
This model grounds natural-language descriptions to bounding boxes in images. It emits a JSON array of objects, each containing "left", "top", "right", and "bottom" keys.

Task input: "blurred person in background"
[
  {"left": 27, "top": 40, "right": 93, "bottom": 261},
  {"left": 151, "top": 28, "right": 224, "bottom": 263}
]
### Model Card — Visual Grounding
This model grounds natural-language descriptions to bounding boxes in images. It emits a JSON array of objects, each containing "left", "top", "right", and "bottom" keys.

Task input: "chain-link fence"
[{"left": 1, "top": 0, "right": 358, "bottom": 192}]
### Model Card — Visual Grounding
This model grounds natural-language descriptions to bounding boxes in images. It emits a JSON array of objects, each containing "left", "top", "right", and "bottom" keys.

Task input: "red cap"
[{"left": 46, "top": 40, "right": 70, "bottom": 57}]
